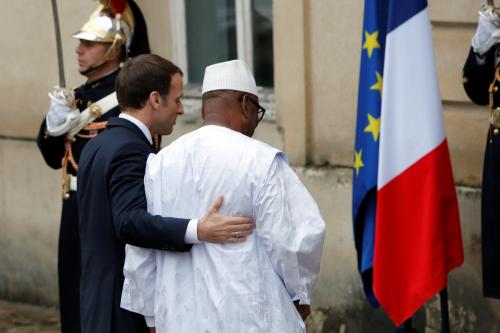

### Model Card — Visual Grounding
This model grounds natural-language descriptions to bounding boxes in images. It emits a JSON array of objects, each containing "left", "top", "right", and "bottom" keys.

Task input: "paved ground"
[{"left": 0, "top": 301, "right": 60, "bottom": 333}]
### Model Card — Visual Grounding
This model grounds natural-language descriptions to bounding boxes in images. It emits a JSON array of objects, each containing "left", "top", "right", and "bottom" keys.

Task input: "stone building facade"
[{"left": 0, "top": 0, "right": 499, "bottom": 331}]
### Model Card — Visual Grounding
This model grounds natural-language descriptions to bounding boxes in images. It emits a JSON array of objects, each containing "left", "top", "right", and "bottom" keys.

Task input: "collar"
[
  {"left": 84, "top": 68, "right": 120, "bottom": 90},
  {"left": 118, "top": 113, "right": 153, "bottom": 145}
]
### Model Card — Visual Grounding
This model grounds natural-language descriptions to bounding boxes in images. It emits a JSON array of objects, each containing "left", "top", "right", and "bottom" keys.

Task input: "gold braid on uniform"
[
  {"left": 488, "top": 67, "right": 500, "bottom": 142},
  {"left": 61, "top": 140, "right": 78, "bottom": 199},
  {"left": 61, "top": 121, "right": 109, "bottom": 199},
  {"left": 77, "top": 121, "right": 108, "bottom": 138}
]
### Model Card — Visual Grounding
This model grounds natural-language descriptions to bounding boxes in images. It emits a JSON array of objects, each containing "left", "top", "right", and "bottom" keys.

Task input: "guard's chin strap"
[{"left": 80, "top": 60, "right": 107, "bottom": 77}]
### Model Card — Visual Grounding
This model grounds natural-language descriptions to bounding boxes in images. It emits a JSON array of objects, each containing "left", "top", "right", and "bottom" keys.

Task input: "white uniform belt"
[
  {"left": 69, "top": 174, "right": 77, "bottom": 192},
  {"left": 68, "top": 92, "right": 118, "bottom": 137}
]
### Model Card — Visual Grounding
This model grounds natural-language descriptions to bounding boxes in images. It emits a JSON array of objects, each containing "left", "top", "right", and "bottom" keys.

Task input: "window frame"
[
  {"left": 169, "top": 0, "right": 255, "bottom": 84},
  {"left": 169, "top": 0, "right": 275, "bottom": 123}
]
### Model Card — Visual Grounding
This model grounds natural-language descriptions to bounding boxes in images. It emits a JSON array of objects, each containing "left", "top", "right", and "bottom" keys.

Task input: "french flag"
[{"left": 373, "top": 0, "right": 464, "bottom": 325}]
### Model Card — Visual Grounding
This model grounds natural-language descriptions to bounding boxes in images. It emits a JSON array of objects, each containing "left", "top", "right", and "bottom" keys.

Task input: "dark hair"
[{"left": 116, "top": 54, "right": 183, "bottom": 109}]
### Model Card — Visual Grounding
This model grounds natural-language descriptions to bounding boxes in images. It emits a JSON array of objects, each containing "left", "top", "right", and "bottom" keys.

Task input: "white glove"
[
  {"left": 472, "top": 8, "right": 500, "bottom": 56},
  {"left": 45, "top": 87, "right": 80, "bottom": 137}
]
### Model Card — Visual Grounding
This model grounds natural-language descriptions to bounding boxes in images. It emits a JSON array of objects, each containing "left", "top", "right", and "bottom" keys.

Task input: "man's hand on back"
[{"left": 198, "top": 196, "right": 255, "bottom": 243}]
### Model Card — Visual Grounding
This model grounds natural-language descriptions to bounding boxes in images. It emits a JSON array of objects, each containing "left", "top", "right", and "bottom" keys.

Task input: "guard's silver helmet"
[{"left": 72, "top": 1, "right": 135, "bottom": 68}]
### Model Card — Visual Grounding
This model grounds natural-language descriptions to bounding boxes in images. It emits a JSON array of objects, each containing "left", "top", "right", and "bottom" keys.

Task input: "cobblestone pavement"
[{"left": 0, "top": 301, "right": 60, "bottom": 333}]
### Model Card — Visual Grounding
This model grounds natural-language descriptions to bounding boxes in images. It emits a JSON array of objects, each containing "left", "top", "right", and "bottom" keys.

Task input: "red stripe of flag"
[{"left": 374, "top": 139, "right": 464, "bottom": 325}]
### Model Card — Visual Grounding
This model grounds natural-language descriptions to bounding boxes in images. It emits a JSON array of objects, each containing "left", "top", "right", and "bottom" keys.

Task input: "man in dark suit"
[
  {"left": 77, "top": 54, "right": 255, "bottom": 333},
  {"left": 462, "top": 5, "right": 500, "bottom": 299},
  {"left": 37, "top": 2, "right": 150, "bottom": 332}
]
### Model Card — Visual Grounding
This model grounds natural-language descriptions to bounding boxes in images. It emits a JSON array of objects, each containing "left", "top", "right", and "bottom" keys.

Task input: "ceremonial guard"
[
  {"left": 463, "top": 2, "right": 500, "bottom": 299},
  {"left": 36, "top": 1, "right": 150, "bottom": 331}
]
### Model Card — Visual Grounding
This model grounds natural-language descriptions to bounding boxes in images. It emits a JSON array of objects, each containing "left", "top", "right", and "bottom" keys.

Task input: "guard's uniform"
[
  {"left": 38, "top": 1, "right": 151, "bottom": 331},
  {"left": 37, "top": 70, "right": 120, "bottom": 332},
  {"left": 463, "top": 45, "right": 500, "bottom": 299}
]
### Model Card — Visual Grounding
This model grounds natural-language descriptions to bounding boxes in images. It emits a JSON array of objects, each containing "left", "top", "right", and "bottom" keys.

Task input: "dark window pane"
[
  {"left": 252, "top": 0, "right": 273, "bottom": 87},
  {"left": 185, "top": 0, "right": 237, "bottom": 84}
]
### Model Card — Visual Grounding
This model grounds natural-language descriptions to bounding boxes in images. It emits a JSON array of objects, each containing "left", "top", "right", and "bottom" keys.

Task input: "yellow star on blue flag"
[
  {"left": 364, "top": 114, "right": 380, "bottom": 142},
  {"left": 363, "top": 31, "right": 381, "bottom": 58},
  {"left": 354, "top": 150, "right": 365, "bottom": 176},
  {"left": 370, "top": 71, "right": 383, "bottom": 96}
]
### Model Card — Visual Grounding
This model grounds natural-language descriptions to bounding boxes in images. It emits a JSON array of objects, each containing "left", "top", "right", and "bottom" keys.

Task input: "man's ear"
[
  {"left": 149, "top": 91, "right": 161, "bottom": 110},
  {"left": 240, "top": 95, "right": 251, "bottom": 119}
]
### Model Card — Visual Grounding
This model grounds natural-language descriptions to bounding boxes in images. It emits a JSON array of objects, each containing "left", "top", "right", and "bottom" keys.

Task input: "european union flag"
[{"left": 352, "top": 0, "right": 389, "bottom": 307}]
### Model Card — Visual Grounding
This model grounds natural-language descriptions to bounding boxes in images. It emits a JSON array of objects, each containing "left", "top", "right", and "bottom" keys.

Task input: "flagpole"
[
  {"left": 395, "top": 287, "right": 450, "bottom": 333},
  {"left": 395, "top": 317, "right": 417, "bottom": 333},
  {"left": 403, "top": 318, "right": 417, "bottom": 333},
  {"left": 403, "top": 318, "right": 412, "bottom": 332},
  {"left": 440, "top": 287, "right": 450, "bottom": 333}
]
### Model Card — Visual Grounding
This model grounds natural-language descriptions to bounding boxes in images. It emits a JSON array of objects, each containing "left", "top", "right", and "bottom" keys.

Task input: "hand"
[
  {"left": 293, "top": 300, "right": 311, "bottom": 321},
  {"left": 47, "top": 99, "right": 73, "bottom": 127},
  {"left": 46, "top": 87, "right": 79, "bottom": 136},
  {"left": 149, "top": 328, "right": 156, "bottom": 333},
  {"left": 197, "top": 196, "right": 255, "bottom": 243},
  {"left": 472, "top": 7, "right": 500, "bottom": 55}
]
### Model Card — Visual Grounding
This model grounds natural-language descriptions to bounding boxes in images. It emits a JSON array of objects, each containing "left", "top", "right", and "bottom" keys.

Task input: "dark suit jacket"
[
  {"left": 77, "top": 117, "right": 192, "bottom": 333},
  {"left": 463, "top": 46, "right": 500, "bottom": 299}
]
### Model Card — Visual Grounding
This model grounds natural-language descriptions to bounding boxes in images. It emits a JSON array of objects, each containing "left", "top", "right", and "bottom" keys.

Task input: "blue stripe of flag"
[{"left": 387, "top": 0, "right": 427, "bottom": 33}]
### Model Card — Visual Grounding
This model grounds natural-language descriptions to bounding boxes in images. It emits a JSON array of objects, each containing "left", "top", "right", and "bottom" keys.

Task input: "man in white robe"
[{"left": 120, "top": 60, "right": 326, "bottom": 333}]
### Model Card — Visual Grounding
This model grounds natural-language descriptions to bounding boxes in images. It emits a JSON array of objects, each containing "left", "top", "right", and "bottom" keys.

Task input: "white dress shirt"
[
  {"left": 120, "top": 125, "right": 325, "bottom": 332},
  {"left": 118, "top": 113, "right": 199, "bottom": 244}
]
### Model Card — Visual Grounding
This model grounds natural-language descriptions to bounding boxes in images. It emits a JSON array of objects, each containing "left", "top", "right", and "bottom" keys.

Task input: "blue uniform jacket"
[{"left": 463, "top": 46, "right": 500, "bottom": 299}]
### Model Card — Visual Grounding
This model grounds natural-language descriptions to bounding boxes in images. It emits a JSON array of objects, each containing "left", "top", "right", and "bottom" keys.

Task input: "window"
[{"left": 170, "top": 0, "right": 274, "bottom": 87}]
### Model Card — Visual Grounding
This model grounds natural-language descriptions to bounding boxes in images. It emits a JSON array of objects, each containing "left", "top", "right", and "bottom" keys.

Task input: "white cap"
[{"left": 202, "top": 60, "right": 258, "bottom": 96}]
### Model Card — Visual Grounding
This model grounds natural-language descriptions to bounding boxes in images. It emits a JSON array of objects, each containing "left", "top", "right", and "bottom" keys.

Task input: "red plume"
[
  {"left": 110, "top": 0, "right": 128, "bottom": 14},
  {"left": 100, "top": 0, "right": 128, "bottom": 14}
]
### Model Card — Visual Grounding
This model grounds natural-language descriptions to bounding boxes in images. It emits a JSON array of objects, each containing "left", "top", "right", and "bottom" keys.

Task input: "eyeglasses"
[{"left": 238, "top": 94, "right": 266, "bottom": 122}]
